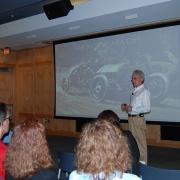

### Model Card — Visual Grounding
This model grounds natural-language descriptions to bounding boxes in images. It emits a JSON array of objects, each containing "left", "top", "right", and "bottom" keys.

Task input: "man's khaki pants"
[{"left": 128, "top": 116, "right": 147, "bottom": 164}]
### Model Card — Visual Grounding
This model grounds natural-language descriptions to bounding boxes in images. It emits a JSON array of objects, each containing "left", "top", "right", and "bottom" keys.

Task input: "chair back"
[
  {"left": 57, "top": 151, "right": 75, "bottom": 179},
  {"left": 139, "top": 162, "right": 180, "bottom": 180}
]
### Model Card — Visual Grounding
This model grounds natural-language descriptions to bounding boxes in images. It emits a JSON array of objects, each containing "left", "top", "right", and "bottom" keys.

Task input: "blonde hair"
[
  {"left": 5, "top": 119, "right": 53, "bottom": 179},
  {"left": 76, "top": 119, "right": 131, "bottom": 179}
]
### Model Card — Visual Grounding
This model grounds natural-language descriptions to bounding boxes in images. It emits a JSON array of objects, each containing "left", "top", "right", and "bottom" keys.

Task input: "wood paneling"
[
  {"left": 0, "top": 52, "right": 16, "bottom": 65},
  {"left": 15, "top": 46, "right": 76, "bottom": 132},
  {"left": 0, "top": 68, "right": 14, "bottom": 104},
  {"left": 15, "top": 50, "right": 34, "bottom": 123},
  {"left": 1, "top": 45, "right": 180, "bottom": 147},
  {"left": 17, "top": 64, "right": 34, "bottom": 114},
  {"left": 0, "top": 53, "right": 16, "bottom": 125},
  {"left": 146, "top": 124, "right": 161, "bottom": 142}
]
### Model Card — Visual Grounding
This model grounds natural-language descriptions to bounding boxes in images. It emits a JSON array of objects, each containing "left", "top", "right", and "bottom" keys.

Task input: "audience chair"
[
  {"left": 57, "top": 151, "right": 75, "bottom": 180},
  {"left": 139, "top": 162, "right": 180, "bottom": 180}
]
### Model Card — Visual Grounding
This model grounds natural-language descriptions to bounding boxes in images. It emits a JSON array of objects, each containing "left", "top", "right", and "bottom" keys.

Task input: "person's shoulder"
[
  {"left": 69, "top": 170, "right": 91, "bottom": 180},
  {"left": 0, "top": 141, "right": 6, "bottom": 148},
  {"left": 0, "top": 141, "right": 7, "bottom": 155},
  {"left": 123, "top": 130, "right": 131, "bottom": 136},
  {"left": 6, "top": 169, "right": 57, "bottom": 180},
  {"left": 69, "top": 170, "right": 78, "bottom": 179},
  {"left": 39, "top": 168, "right": 56, "bottom": 176},
  {"left": 32, "top": 169, "right": 57, "bottom": 180},
  {"left": 123, "top": 130, "right": 135, "bottom": 141},
  {"left": 143, "top": 86, "right": 150, "bottom": 93},
  {"left": 120, "top": 173, "right": 141, "bottom": 180},
  {"left": 141, "top": 87, "right": 150, "bottom": 97}
]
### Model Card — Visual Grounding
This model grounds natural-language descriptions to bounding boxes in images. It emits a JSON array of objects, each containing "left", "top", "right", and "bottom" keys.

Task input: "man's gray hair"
[{"left": 133, "top": 69, "right": 145, "bottom": 80}]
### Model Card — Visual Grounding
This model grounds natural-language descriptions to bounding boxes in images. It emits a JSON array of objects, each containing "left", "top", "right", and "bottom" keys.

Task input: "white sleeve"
[{"left": 69, "top": 170, "right": 79, "bottom": 180}]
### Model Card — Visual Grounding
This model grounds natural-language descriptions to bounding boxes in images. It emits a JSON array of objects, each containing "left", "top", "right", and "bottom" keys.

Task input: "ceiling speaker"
[{"left": 43, "top": 0, "right": 74, "bottom": 20}]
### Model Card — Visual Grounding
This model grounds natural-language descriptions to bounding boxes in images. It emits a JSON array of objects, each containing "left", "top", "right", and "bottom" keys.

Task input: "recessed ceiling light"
[
  {"left": 68, "top": 25, "right": 80, "bottom": 30},
  {"left": 26, "top": 34, "right": 37, "bottom": 39},
  {"left": 125, "top": 13, "right": 138, "bottom": 20}
]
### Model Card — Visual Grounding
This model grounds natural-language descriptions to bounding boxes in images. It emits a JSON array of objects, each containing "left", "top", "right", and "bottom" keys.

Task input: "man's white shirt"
[{"left": 129, "top": 84, "right": 151, "bottom": 115}]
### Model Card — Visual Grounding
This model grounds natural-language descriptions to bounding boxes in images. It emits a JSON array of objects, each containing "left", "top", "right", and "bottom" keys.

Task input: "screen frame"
[{"left": 53, "top": 19, "right": 180, "bottom": 125}]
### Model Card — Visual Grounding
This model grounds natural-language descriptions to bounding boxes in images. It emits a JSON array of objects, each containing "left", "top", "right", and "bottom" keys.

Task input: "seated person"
[
  {"left": 0, "top": 103, "right": 10, "bottom": 180},
  {"left": 69, "top": 119, "right": 141, "bottom": 180},
  {"left": 98, "top": 110, "right": 140, "bottom": 176},
  {"left": 4, "top": 119, "right": 57, "bottom": 180}
]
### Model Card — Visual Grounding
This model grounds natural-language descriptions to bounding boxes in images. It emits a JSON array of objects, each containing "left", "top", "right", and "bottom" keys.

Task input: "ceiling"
[
  {"left": 0, "top": 0, "right": 52, "bottom": 25},
  {"left": 0, "top": 0, "right": 180, "bottom": 51}
]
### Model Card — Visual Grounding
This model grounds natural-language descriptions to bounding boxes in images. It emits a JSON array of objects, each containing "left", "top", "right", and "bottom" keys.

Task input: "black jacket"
[
  {"left": 124, "top": 130, "right": 140, "bottom": 176},
  {"left": 6, "top": 169, "right": 57, "bottom": 180}
]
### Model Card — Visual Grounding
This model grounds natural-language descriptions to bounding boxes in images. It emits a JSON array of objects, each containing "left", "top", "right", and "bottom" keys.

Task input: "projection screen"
[{"left": 54, "top": 24, "right": 180, "bottom": 122}]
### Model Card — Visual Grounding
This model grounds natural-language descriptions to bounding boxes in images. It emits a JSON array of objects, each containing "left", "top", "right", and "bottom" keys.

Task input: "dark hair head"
[
  {"left": 0, "top": 102, "right": 8, "bottom": 123},
  {"left": 97, "top": 109, "right": 121, "bottom": 128},
  {"left": 98, "top": 110, "right": 120, "bottom": 121}
]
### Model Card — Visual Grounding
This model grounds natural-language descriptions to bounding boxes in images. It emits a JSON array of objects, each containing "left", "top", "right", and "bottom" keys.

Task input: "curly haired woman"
[
  {"left": 0, "top": 103, "right": 10, "bottom": 180},
  {"left": 69, "top": 119, "right": 141, "bottom": 180},
  {"left": 98, "top": 110, "right": 140, "bottom": 176},
  {"left": 4, "top": 119, "right": 56, "bottom": 180}
]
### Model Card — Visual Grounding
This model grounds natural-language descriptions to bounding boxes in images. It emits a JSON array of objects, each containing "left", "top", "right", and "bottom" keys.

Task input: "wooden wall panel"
[
  {"left": 34, "top": 62, "right": 53, "bottom": 115},
  {"left": 15, "top": 46, "right": 76, "bottom": 132},
  {"left": 15, "top": 50, "right": 35, "bottom": 123},
  {"left": 0, "top": 69, "right": 14, "bottom": 104},
  {"left": 16, "top": 65, "right": 34, "bottom": 114},
  {"left": 0, "top": 53, "right": 16, "bottom": 125},
  {"left": 34, "top": 46, "right": 53, "bottom": 116},
  {"left": 0, "top": 52, "right": 16, "bottom": 64},
  {"left": 146, "top": 124, "right": 161, "bottom": 142}
]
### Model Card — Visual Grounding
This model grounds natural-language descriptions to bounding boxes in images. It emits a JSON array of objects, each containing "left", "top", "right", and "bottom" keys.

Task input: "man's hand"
[
  {"left": 127, "top": 105, "right": 132, "bottom": 112},
  {"left": 121, "top": 103, "right": 128, "bottom": 111},
  {"left": 121, "top": 104, "right": 132, "bottom": 113}
]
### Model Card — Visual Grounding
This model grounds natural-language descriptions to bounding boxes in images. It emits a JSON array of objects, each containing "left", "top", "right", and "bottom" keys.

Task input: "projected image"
[
  {"left": 61, "top": 51, "right": 177, "bottom": 102},
  {"left": 55, "top": 25, "right": 180, "bottom": 122}
]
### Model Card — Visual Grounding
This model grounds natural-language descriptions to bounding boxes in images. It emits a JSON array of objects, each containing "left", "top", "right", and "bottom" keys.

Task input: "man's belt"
[{"left": 128, "top": 113, "right": 144, "bottom": 117}]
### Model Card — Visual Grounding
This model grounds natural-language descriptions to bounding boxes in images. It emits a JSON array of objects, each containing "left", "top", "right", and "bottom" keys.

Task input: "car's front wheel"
[
  {"left": 147, "top": 73, "right": 168, "bottom": 103},
  {"left": 90, "top": 75, "right": 108, "bottom": 102}
]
